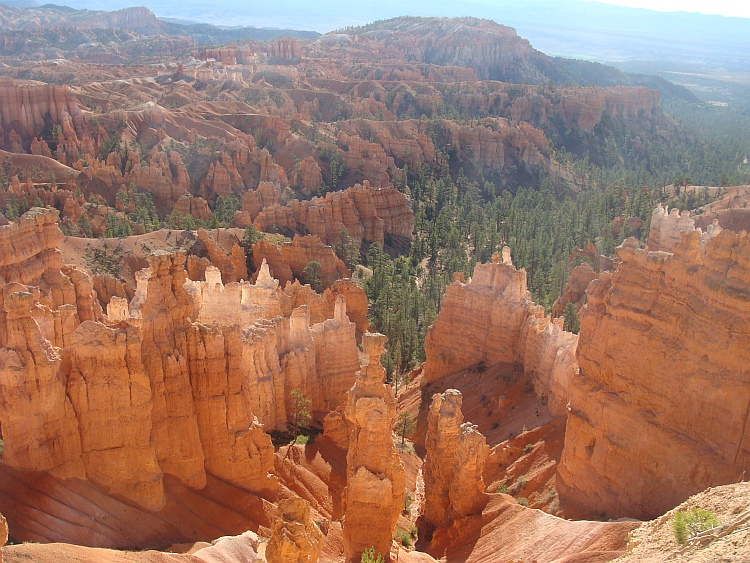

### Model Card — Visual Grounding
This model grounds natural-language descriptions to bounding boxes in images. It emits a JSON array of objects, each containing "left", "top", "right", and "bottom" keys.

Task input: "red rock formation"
[
  {"left": 252, "top": 235, "right": 350, "bottom": 289},
  {"left": 422, "top": 389, "right": 489, "bottom": 531},
  {"left": 0, "top": 289, "right": 84, "bottom": 479},
  {"left": 266, "top": 497, "right": 324, "bottom": 563},
  {"left": 195, "top": 228, "right": 248, "bottom": 283},
  {"left": 0, "top": 79, "right": 84, "bottom": 150},
  {"left": 254, "top": 182, "right": 414, "bottom": 247},
  {"left": 648, "top": 204, "right": 722, "bottom": 252},
  {"left": 239, "top": 181, "right": 282, "bottom": 223},
  {"left": 342, "top": 332, "right": 406, "bottom": 562},
  {"left": 323, "top": 279, "right": 369, "bottom": 337},
  {"left": 551, "top": 262, "right": 598, "bottom": 318},
  {"left": 558, "top": 233, "right": 750, "bottom": 519},
  {"left": 186, "top": 322, "right": 277, "bottom": 495},
  {"left": 267, "top": 38, "right": 302, "bottom": 60},
  {"left": 312, "top": 296, "right": 361, "bottom": 413},
  {"left": 62, "top": 321, "right": 164, "bottom": 510},
  {"left": 424, "top": 256, "right": 578, "bottom": 416},
  {"left": 130, "top": 252, "right": 207, "bottom": 488}
]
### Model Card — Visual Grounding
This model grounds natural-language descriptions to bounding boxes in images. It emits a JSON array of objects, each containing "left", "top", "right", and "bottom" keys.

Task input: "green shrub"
[
  {"left": 361, "top": 547, "right": 384, "bottom": 563},
  {"left": 524, "top": 443, "right": 534, "bottom": 453},
  {"left": 673, "top": 508, "right": 719, "bottom": 545},
  {"left": 516, "top": 497, "right": 528, "bottom": 507},
  {"left": 496, "top": 483, "right": 508, "bottom": 494},
  {"left": 395, "top": 529, "right": 412, "bottom": 548},
  {"left": 403, "top": 489, "right": 411, "bottom": 513}
]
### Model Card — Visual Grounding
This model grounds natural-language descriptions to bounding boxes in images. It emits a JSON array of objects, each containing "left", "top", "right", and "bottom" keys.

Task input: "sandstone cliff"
[
  {"left": 252, "top": 182, "right": 414, "bottom": 248},
  {"left": 342, "top": 332, "right": 406, "bottom": 562},
  {"left": 558, "top": 233, "right": 750, "bottom": 519},
  {"left": 0, "top": 212, "right": 364, "bottom": 524},
  {"left": 423, "top": 255, "right": 578, "bottom": 416},
  {"left": 252, "top": 235, "right": 350, "bottom": 289}
]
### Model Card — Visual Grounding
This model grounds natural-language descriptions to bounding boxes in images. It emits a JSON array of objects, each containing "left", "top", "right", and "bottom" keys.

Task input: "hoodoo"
[{"left": 342, "top": 332, "right": 406, "bottom": 562}]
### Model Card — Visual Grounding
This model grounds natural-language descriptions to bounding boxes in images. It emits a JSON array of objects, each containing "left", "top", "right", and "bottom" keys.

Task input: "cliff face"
[
  {"left": 0, "top": 80, "right": 84, "bottom": 150},
  {"left": 252, "top": 235, "right": 350, "bottom": 289},
  {"left": 252, "top": 182, "right": 414, "bottom": 248},
  {"left": 0, "top": 213, "right": 362, "bottom": 535},
  {"left": 558, "top": 233, "right": 750, "bottom": 519},
  {"left": 423, "top": 254, "right": 577, "bottom": 416},
  {"left": 0, "top": 208, "right": 102, "bottom": 480},
  {"left": 342, "top": 333, "right": 405, "bottom": 562}
]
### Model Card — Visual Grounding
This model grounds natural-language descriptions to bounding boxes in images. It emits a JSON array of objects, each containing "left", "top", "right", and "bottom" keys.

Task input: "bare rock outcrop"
[
  {"left": 266, "top": 497, "right": 324, "bottom": 563},
  {"left": 342, "top": 332, "right": 406, "bottom": 562},
  {"left": 551, "top": 262, "right": 598, "bottom": 318},
  {"left": 424, "top": 255, "right": 577, "bottom": 415},
  {"left": 422, "top": 390, "right": 489, "bottom": 530},
  {"left": 253, "top": 182, "right": 414, "bottom": 247},
  {"left": 134, "top": 252, "right": 207, "bottom": 489},
  {"left": 647, "top": 204, "right": 722, "bottom": 252},
  {"left": 252, "top": 235, "right": 350, "bottom": 289},
  {"left": 558, "top": 232, "right": 750, "bottom": 519},
  {"left": 62, "top": 320, "right": 163, "bottom": 510}
]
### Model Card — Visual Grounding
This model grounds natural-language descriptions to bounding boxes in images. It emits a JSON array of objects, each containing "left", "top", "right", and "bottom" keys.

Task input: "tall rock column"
[
  {"left": 422, "top": 389, "right": 463, "bottom": 529},
  {"left": 342, "top": 332, "right": 405, "bottom": 562},
  {"left": 135, "top": 252, "right": 206, "bottom": 489},
  {"left": 0, "top": 289, "right": 84, "bottom": 479},
  {"left": 559, "top": 232, "right": 750, "bottom": 519},
  {"left": 422, "top": 390, "right": 489, "bottom": 530}
]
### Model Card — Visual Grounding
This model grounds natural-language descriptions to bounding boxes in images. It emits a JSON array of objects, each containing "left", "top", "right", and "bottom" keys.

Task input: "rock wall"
[
  {"left": 558, "top": 233, "right": 750, "bottom": 519},
  {"left": 0, "top": 208, "right": 101, "bottom": 480},
  {"left": 424, "top": 254, "right": 577, "bottom": 415},
  {"left": 422, "top": 390, "right": 488, "bottom": 531},
  {"left": 0, "top": 212, "right": 361, "bottom": 520},
  {"left": 342, "top": 332, "right": 405, "bottom": 562},
  {"left": 252, "top": 235, "right": 350, "bottom": 289},
  {"left": 253, "top": 182, "right": 414, "bottom": 247},
  {"left": 0, "top": 80, "right": 84, "bottom": 150}
]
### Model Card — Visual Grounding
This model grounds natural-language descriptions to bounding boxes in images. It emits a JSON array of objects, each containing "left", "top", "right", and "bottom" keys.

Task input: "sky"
[{"left": 583, "top": 0, "right": 750, "bottom": 18}]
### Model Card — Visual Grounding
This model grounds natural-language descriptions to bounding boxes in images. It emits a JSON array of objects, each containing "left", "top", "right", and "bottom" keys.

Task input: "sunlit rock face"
[{"left": 558, "top": 233, "right": 750, "bottom": 519}]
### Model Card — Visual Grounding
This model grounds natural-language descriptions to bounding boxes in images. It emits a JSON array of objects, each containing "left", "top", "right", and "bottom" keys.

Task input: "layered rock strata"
[
  {"left": 422, "top": 390, "right": 489, "bottom": 530},
  {"left": 252, "top": 182, "right": 414, "bottom": 247},
  {"left": 558, "top": 233, "right": 750, "bottom": 519},
  {"left": 0, "top": 212, "right": 361, "bottom": 522},
  {"left": 266, "top": 497, "right": 324, "bottom": 563},
  {"left": 342, "top": 332, "right": 406, "bottom": 562},
  {"left": 424, "top": 254, "right": 577, "bottom": 416},
  {"left": 252, "top": 235, "right": 350, "bottom": 289}
]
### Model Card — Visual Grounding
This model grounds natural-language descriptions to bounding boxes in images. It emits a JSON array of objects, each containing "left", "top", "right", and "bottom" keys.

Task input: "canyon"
[{"left": 0, "top": 7, "right": 748, "bottom": 563}]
